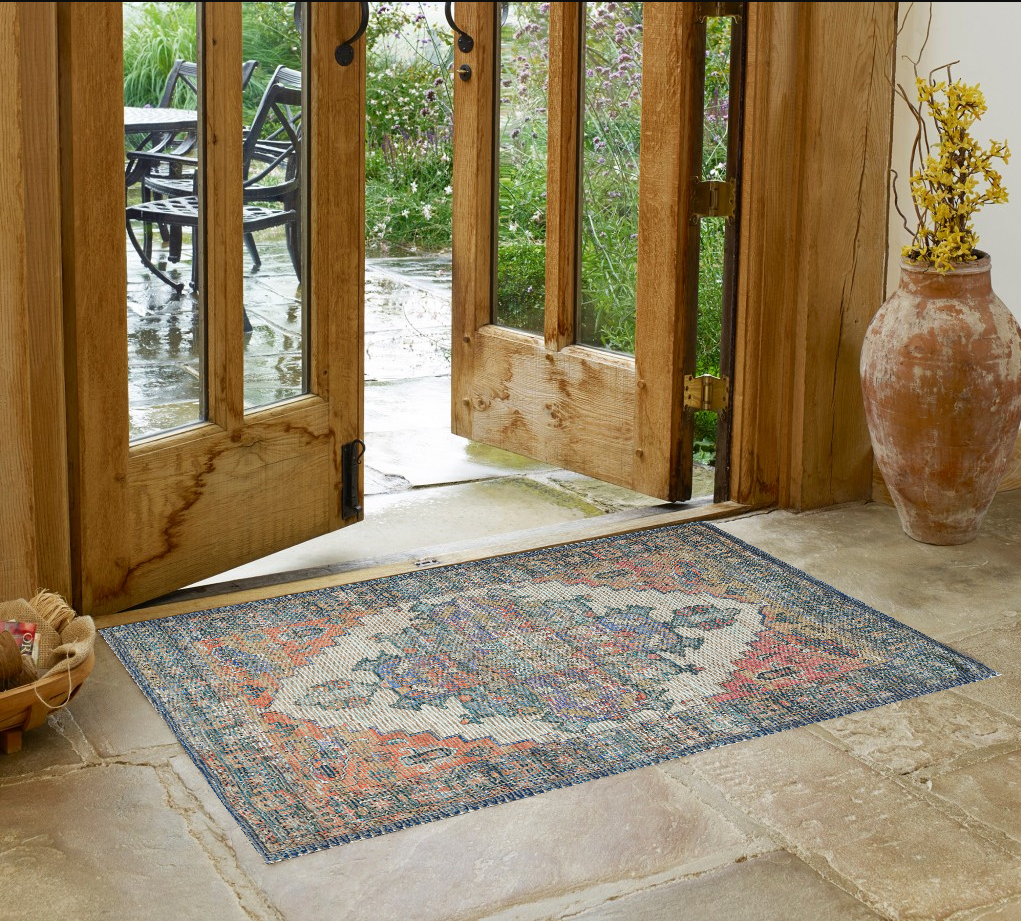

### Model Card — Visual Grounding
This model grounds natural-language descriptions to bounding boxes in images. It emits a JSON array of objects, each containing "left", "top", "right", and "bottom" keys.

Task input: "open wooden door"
[
  {"left": 59, "top": 2, "right": 365, "bottom": 616},
  {"left": 452, "top": 2, "right": 737, "bottom": 502}
]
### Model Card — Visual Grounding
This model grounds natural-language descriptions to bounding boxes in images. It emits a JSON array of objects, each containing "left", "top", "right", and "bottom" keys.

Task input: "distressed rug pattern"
[{"left": 102, "top": 523, "right": 995, "bottom": 862}]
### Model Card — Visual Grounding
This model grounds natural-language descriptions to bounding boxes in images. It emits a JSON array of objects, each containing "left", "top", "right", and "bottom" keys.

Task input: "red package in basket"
[{"left": 0, "top": 621, "right": 39, "bottom": 664}]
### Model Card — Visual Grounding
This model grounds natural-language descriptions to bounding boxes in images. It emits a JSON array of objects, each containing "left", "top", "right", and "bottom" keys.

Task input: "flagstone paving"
[{"left": 4, "top": 490, "right": 1021, "bottom": 920}]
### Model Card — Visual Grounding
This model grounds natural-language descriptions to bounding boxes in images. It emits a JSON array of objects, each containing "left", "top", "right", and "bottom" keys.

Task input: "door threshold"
[{"left": 97, "top": 499, "right": 763, "bottom": 628}]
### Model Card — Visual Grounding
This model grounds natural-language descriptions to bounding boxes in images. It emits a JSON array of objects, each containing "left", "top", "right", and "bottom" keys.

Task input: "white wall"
[{"left": 889, "top": 2, "right": 1021, "bottom": 319}]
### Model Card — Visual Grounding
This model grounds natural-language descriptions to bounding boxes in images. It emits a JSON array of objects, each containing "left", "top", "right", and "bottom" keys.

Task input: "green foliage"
[
  {"left": 495, "top": 92, "right": 549, "bottom": 331},
  {"left": 240, "top": 2, "right": 302, "bottom": 121},
  {"left": 365, "top": 3, "right": 455, "bottom": 254},
  {"left": 496, "top": 242, "right": 546, "bottom": 333},
  {"left": 123, "top": 2, "right": 197, "bottom": 107},
  {"left": 696, "top": 220, "right": 726, "bottom": 379},
  {"left": 693, "top": 413, "right": 718, "bottom": 466},
  {"left": 576, "top": 2, "right": 642, "bottom": 351},
  {"left": 703, "top": 16, "right": 732, "bottom": 179}
]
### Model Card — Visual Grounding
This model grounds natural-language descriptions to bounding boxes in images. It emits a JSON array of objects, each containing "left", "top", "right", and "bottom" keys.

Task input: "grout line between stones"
[
  {"left": 802, "top": 719, "right": 1021, "bottom": 861},
  {"left": 471, "top": 843, "right": 786, "bottom": 921},
  {"left": 152, "top": 761, "right": 286, "bottom": 921}
]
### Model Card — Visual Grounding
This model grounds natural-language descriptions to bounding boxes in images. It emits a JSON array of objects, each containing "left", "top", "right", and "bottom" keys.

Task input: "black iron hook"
[
  {"left": 341, "top": 439, "right": 366, "bottom": 519},
  {"left": 444, "top": 2, "right": 474, "bottom": 53},
  {"left": 335, "top": 1, "right": 370, "bottom": 66}
]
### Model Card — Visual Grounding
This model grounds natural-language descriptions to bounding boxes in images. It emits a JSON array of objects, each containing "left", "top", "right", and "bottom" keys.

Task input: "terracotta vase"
[{"left": 860, "top": 254, "right": 1021, "bottom": 545}]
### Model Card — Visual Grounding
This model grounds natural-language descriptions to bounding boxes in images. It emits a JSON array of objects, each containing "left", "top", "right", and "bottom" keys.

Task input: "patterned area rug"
[{"left": 102, "top": 523, "right": 995, "bottom": 862}]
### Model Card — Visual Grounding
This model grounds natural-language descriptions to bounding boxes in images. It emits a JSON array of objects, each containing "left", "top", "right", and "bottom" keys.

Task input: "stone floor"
[{"left": 4, "top": 488, "right": 1021, "bottom": 920}]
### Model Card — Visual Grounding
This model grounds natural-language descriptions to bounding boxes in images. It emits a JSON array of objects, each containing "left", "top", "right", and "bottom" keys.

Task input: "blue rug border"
[
  {"left": 100, "top": 519, "right": 999, "bottom": 863},
  {"left": 700, "top": 522, "right": 999, "bottom": 682}
]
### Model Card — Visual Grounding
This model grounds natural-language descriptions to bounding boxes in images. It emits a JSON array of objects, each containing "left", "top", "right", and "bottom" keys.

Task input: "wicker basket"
[{"left": 0, "top": 652, "right": 95, "bottom": 754}]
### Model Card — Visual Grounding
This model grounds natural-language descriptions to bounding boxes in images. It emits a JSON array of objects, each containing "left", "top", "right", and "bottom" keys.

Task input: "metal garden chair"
[
  {"left": 126, "top": 66, "right": 303, "bottom": 297},
  {"left": 125, "top": 59, "right": 259, "bottom": 260}
]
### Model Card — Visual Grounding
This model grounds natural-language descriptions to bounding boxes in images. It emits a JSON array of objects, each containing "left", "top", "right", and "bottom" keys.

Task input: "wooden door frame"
[
  {"left": 730, "top": 2, "right": 896, "bottom": 510},
  {"left": 1, "top": 2, "right": 71, "bottom": 602},
  {"left": 1, "top": 1, "right": 896, "bottom": 606},
  {"left": 452, "top": 2, "right": 702, "bottom": 500},
  {"left": 54, "top": 2, "right": 364, "bottom": 615},
  {"left": 451, "top": 1, "right": 895, "bottom": 512}
]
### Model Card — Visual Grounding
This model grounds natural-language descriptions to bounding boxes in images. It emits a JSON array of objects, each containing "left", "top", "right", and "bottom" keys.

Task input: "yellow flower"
[{"left": 901, "top": 77, "right": 1009, "bottom": 273}]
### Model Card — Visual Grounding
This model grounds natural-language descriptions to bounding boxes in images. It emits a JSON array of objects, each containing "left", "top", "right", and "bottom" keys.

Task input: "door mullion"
[
  {"left": 200, "top": 1, "right": 245, "bottom": 432},
  {"left": 311, "top": 1, "right": 368, "bottom": 527},
  {"left": 680, "top": 12, "right": 710, "bottom": 500},
  {"left": 713, "top": 7, "right": 747, "bottom": 501},
  {"left": 633, "top": 3, "right": 702, "bottom": 500},
  {"left": 451, "top": 1, "right": 497, "bottom": 437},
  {"left": 544, "top": 2, "right": 583, "bottom": 352}
]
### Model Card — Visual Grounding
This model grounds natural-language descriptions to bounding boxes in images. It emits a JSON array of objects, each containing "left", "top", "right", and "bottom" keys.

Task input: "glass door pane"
[
  {"left": 495, "top": 1, "right": 548, "bottom": 334},
  {"left": 241, "top": 2, "right": 307, "bottom": 410},
  {"left": 577, "top": 1, "right": 643, "bottom": 353},
  {"left": 123, "top": 1, "right": 204, "bottom": 440},
  {"left": 693, "top": 14, "right": 734, "bottom": 490}
]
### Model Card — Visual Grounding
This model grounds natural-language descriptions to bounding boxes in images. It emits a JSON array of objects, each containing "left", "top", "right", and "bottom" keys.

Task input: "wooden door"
[
  {"left": 451, "top": 2, "right": 721, "bottom": 501},
  {"left": 59, "top": 2, "right": 365, "bottom": 616}
]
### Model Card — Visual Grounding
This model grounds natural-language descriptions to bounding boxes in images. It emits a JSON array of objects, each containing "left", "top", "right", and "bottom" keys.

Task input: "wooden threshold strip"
[{"left": 94, "top": 500, "right": 758, "bottom": 628}]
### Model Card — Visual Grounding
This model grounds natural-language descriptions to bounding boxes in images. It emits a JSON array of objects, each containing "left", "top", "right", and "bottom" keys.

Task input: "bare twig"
[
  {"left": 928, "top": 60, "right": 958, "bottom": 84},
  {"left": 895, "top": 82, "right": 928, "bottom": 229},
  {"left": 890, "top": 1, "right": 935, "bottom": 251},
  {"left": 901, "top": 1, "right": 933, "bottom": 82},
  {"left": 890, "top": 169, "right": 913, "bottom": 236},
  {"left": 896, "top": 1, "right": 914, "bottom": 36}
]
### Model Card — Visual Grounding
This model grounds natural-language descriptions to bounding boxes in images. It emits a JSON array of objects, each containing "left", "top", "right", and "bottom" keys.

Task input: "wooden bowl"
[{"left": 0, "top": 651, "right": 95, "bottom": 754}]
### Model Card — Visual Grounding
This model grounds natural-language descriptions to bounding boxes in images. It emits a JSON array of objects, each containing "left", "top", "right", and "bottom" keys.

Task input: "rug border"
[
  {"left": 699, "top": 523, "right": 1000, "bottom": 683},
  {"left": 100, "top": 520, "right": 999, "bottom": 863}
]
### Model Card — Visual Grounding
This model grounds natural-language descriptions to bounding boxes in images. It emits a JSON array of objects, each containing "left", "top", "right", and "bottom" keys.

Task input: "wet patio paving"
[{"left": 126, "top": 231, "right": 714, "bottom": 588}]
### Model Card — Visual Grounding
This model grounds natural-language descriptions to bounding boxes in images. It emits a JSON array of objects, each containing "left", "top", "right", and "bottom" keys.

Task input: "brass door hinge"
[
  {"left": 684, "top": 374, "right": 730, "bottom": 413},
  {"left": 691, "top": 180, "right": 736, "bottom": 220},
  {"left": 695, "top": 2, "right": 743, "bottom": 21}
]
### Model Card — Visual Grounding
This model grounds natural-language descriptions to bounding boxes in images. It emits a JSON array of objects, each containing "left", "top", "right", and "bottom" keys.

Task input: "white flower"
[
  {"left": 444, "top": 185, "right": 453, "bottom": 195},
  {"left": 402, "top": 209, "right": 410, "bottom": 218},
  {"left": 422, "top": 204, "right": 433, "bottom": 219},
  {"left": 410, "top": 180, "right": 418, "bottom": 194}
]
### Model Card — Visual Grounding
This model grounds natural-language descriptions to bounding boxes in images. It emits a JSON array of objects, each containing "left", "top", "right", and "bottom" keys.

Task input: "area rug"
[{"left": 101, "top": 522, "right": 995, "bottom": 862}]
